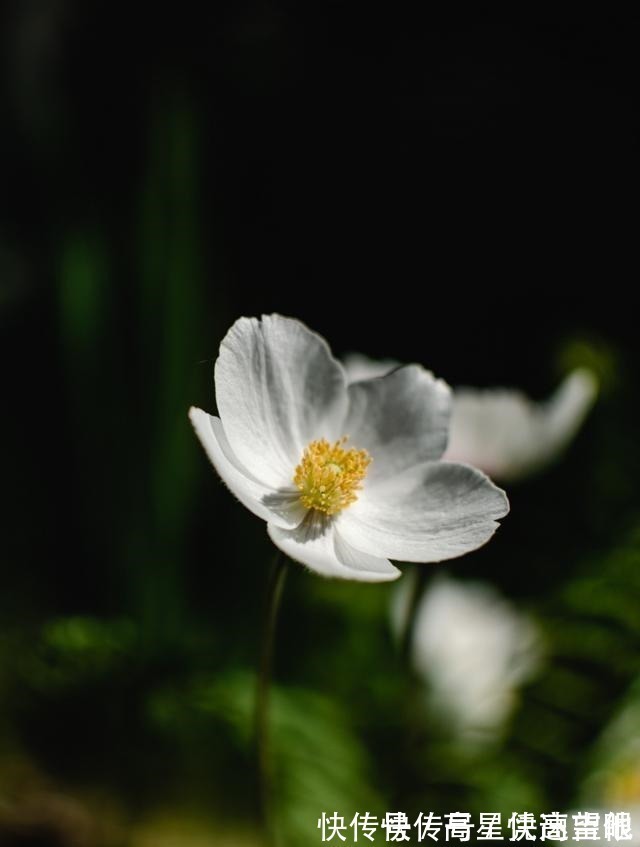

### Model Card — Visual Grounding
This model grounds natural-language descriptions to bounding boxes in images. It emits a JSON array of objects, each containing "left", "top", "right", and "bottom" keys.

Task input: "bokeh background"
[{"left": 1, "top": 8, "right": 639, "bottom": 845}]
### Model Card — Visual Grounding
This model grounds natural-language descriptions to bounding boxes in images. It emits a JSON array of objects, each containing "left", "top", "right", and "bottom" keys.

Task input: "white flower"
[
  {"left": 394, "top": 574, "right": 541, "bottom": 740},
  {"left": 190, "top": 315, "right": 508, "bottom": 582},
  {"left": 343, "top": 355, "right": 598, "bottom": 482},
  {"left": 445, "top": 371, "right": 598, "bottom": 481},
  {"left": 343, "top": 353, "right": 400, "bottom": 383}
]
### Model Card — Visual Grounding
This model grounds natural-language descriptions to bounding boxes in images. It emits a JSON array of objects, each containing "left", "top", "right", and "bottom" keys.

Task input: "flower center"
[{"left": 294, "top": 437, "right": 371, "bottom": 515}]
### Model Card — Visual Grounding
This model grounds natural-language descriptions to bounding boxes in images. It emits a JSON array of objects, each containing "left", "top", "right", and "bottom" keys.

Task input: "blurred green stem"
[
  {"left": 400, "top": 566, "right": 430, "bottom": 663},
  {"left": 255, "top": 552, "right": 288, "bottom": 842}
]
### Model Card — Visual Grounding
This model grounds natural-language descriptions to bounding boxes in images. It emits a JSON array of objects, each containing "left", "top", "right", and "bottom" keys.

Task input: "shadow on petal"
[{"left": 261, "top": 490, "right": 307, "bottom": 528}]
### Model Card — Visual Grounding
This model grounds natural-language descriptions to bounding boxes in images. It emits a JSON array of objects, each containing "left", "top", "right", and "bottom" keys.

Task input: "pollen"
[{"left": 294, "top": 437, "right": 371, "bottom": 515}]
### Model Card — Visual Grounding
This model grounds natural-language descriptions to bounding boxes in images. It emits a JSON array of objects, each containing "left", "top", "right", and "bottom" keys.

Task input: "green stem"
[
  {"left": 255, "top": 552, "right": 288, "bottom": 842},
  {"left": 400, "top": 565, "right": 430, "bottom": 663}
]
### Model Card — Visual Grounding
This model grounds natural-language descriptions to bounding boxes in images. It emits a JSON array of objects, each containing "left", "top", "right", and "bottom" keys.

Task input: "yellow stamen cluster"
[{"left": 294, "top": 437, "right": 371, "bottom": 515}]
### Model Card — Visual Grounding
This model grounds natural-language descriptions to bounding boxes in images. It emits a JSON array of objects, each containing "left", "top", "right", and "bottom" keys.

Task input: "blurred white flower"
[
  {"left": 394, "top": 574, "right": 541, "bottom": 741},
  {"left": 343, "top": 354, "right": 598, "bottom": 482},
  {"left": 445, "top": 371, "right": 598, "bottom": 481},
  {"left": 190, "top": 315, "right": 508, "bottom": 582}
]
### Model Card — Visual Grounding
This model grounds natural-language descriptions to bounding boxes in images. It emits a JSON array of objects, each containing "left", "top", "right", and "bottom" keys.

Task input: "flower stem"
[
  {"left": 255, "top": 552, "right": 288, "bottom": 842},
  {"left": 400, "top": 565, "right": 430, "bottom": 663}
]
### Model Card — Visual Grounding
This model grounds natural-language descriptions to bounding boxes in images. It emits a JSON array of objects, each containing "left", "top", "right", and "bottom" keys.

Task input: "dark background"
[{"left": 1, "top": 8, "right": 638, "bottom": 846}]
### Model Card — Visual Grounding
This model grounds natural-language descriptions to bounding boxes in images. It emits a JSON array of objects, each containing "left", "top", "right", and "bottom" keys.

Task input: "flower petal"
[
  {"left": 339, "top": 462, "right": 509, "bottom": 562},
  {"left": 342, "top": 352, "right": 399, "bottom": 383},
  {"left": 344, "top": 365, "right": 452, "bottom": 483},
  {"left": 189, "top": 408, "right": 305, "bottom": 529},
  {"left": 402, "top": 574, "right": 542, "bottom": 739},
  {"left": 444, "top": 369, "right": 598, "bottom": 481},
  {"left": 215, "top": 315, "right": 348, "bottom": 489},
  {"left": 267, "top": 514, "right": 400, "bottom": 582}
]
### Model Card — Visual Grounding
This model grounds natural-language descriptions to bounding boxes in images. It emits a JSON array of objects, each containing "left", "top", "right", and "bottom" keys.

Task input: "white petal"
[
  {"left": 267, "top": 514, "right": 400, "bottom": 582},
  {"left": 189, "top": 408, "right": 305, "bottom": 529},
  {"left": 215, "top": 315, "right": 348, "bottom": 489},
  {"left": 342, "top": 352, "right": 399, "bottom": 383},
  {"left": 444, "top": 369, "right": 598, "bottom": 482},
  {"left": 340, "top": 462, "right": 509, "bottom": 562},
  {"left": 408, "top": 575, "right": 542, "bottom": 739},
  {"left": 344, "top": 365, "right": 452, "bottom": 483}
]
